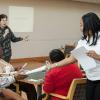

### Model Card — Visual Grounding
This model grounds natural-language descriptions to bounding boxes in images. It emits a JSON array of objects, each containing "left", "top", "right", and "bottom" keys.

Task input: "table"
[{"left": 17, "top": 79, "right": 43, "bottom": 99}]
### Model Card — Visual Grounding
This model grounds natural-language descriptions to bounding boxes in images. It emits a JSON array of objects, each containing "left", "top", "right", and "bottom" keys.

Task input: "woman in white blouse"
[{"left": 49, "top": 12, "right": 100, "bottom": 100}]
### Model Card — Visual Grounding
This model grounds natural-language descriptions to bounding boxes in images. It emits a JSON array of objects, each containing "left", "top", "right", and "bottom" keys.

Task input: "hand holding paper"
[
  {"left": 19, "top": 63, "right": 28, "bottom": 71},
  {"left": 71, "top": 46, "right": 96, "bottom": 70}
]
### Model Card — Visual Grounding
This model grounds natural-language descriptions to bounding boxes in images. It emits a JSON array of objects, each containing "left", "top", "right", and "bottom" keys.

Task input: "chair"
[
  {"left": 64, "top": 44, "right": 75, "bottom": 57},
  {"left": 43, "top": 78, "right": 87, "bottom": 100},
  {"left": 13, "top": 83, "right": 21, "bottom": 94}
]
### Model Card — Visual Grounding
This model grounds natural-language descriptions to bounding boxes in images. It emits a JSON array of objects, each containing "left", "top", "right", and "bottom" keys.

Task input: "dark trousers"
[
  {"left": 8, "top": 82, "right": 37, "bottom": 100},
  {"left": 86, "top": 79, "right": 100, "bottom": 100},
  {"left": 19, "top": 82, "right": 37, "bottom": 100}
]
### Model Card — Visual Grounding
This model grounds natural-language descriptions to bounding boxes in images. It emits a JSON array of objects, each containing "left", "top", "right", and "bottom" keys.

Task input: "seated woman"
[
  {"left": 0, "top": 88, "right": 23, "bottom": 100},
  {"left": 43, "top": 49, "right": 83, "bottom": 100},
  {"left": 0, "top": 59, "right": 37, "bottom": 100}
]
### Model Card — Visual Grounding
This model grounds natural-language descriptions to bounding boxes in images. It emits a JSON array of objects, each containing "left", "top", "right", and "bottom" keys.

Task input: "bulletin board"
[{"left": 9, "top": 6, "right": 34, "bottom": 32}]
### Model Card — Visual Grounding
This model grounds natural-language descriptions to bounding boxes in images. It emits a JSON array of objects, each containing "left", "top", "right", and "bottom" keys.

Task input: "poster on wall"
[{"left": 9, "top": 6, "right": 34, "bottom": 32}]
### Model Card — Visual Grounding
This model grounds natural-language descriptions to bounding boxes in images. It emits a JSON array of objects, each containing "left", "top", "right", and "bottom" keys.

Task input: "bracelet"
[
  {"left": 55, "top": 63, "right": 58, "bottom": 67},
  {"left": 47, "top": 66, "right": 51, "bottom": 70},
  {"left": 45, "top": 60, "right": 51, "bottom": 70}
]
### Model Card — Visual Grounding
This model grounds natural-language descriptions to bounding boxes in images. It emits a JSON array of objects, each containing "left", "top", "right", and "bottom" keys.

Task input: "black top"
[{"left": 0, "top": 26, "right": 23, "bottom": 62}]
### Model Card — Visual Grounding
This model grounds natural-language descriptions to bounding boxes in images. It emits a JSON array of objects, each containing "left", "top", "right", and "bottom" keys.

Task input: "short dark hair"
[
  {"left": 49, "top": 49, "right": 65, "bottom": 63},
  {"left": 0, "top": 14, "right": 8, "bottom": 21},
  {"left": 82, "top": 12, "right": 100, "bottom": 45}
]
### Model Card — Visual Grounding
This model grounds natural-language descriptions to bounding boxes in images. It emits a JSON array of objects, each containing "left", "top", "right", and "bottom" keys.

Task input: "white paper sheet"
[
  {"left": 20, "top": 65, "right": 46, "bottom": 75},
  {"left": 27, "top": 79, "right": 43, "bottom": 83},
  {"left": 71, "top": 46, "right": 96, "bottom": 70}
]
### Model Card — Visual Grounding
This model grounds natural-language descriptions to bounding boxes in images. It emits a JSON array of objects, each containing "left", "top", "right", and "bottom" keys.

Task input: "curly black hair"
[{"left": 49, "top": 49, "right": 65, "bottom": 63}]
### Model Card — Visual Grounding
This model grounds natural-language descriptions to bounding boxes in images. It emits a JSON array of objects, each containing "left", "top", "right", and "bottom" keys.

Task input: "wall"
[{"left": 0, "top": 0, "right": 100, "bottom": 58}]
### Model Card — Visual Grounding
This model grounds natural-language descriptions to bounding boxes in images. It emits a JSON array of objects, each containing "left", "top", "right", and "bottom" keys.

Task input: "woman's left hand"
[
  {"left": 23, "top": 35, "right": 29, "bottom": 41},
  {"left": 14, "top": 73, "right": 27, "bottom": 80},
  {"left": 15, "top": 66, "right": 22, "bottom": 71},
  {"left": 86, "top": 50, "right": 99, "bottom": 60}
]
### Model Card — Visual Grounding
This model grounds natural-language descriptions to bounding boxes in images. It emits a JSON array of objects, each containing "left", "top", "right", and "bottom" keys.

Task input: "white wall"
[{"left": 0, "top": 0, "right": 100, "bottom": 58}]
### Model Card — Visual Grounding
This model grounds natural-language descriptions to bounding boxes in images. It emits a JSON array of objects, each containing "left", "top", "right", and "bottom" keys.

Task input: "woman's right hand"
[{"left": 45, "top": 63, "right": 57, "bottom": 71}]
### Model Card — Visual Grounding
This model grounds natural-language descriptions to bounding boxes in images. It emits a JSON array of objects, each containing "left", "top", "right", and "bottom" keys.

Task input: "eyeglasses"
[
  {"left": 2, "top": 19, "right": 7, "bottom": 21},
  {"left": 1, "top": 18, "right": 7, "bottom": 22}
]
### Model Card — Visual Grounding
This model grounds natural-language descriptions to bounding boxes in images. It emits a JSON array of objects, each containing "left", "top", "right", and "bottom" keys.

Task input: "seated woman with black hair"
[{"left": 43, "top": 49, "right": 83, "bottom": 100}]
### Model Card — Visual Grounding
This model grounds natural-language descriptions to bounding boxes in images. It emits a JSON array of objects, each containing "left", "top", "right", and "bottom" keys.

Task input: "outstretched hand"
[{"left": 23, "top": 35, "right": 29, "bottom": 41}]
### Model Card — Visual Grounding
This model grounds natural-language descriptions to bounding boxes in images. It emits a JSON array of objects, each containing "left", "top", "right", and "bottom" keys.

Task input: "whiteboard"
[{"left": 9, "top": 6, "right": 34, "bottom": 32}]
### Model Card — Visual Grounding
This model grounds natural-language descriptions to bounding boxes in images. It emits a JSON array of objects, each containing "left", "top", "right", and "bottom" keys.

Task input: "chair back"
[
  {"left": 67, "top": 78, "right": 86, "bottom": 100},
  {"left": 73, "top": 82, "right": 86, "bottom": 100},
  {"left": 43, "top": 78, "right": 87, "bottom": 100}
]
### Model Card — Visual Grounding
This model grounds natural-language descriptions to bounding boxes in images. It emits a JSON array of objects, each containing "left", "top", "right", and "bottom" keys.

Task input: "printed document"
[
  {"left": 20, "top": 65, "right": 46, "bottom": 75},
  {"left": 71, "top": 46, "right": 96, "bottom": 70},
  {"left": 19, "top": 66, "right": 46, "bottom": 82}
]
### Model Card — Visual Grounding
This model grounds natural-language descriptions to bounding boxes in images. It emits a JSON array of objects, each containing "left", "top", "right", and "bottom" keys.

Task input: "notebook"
[
  {"left": 20, "top": 65, "right": 46, "bottom": 82},
  {"left": 71, "top": 46, "right": 96, "bottom": 70},
  {"left": 26, "top": 70, "right": 46, "bottom": 82}
]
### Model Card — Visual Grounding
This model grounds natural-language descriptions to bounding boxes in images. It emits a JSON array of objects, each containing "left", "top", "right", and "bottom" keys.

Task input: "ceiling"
[{"left": 72, "top": 0, "right": 100, "bottom": 4}]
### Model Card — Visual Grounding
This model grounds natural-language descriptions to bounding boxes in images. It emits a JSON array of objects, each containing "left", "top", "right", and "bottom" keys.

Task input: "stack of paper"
[
  {"left": 20, "top": 65, "right": 46, "bottom": 75},
  {"left": 71, "top": 46, "right": 96, "bottom": 70}
]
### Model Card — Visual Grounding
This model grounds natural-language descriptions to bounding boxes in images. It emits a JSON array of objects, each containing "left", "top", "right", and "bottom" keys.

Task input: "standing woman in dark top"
[
  {"left": 0, "top": 14, "right": 23, "bottom": 62},
  {"left": 0, "top": 14, "right": 37, "bottom": 100}
]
